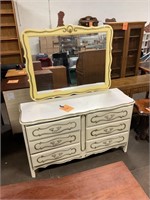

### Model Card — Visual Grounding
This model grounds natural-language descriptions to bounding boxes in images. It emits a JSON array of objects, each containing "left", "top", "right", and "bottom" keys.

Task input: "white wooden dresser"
[{"left": 20, "top": 88, "right": 134, "bottom": 177}]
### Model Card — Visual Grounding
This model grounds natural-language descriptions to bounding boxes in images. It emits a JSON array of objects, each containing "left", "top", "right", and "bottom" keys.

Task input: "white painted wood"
[
  {"left": 31, "top": 143, "right": 81, "bottom": 167},
  {"left": 86, "top": 105, "right": 133, "bottom": 127},
  {"left": 81, "top": 115, "right": 86, "bottom": 151},
  {"left": 20, "top": 88, "right": 133, "bottom": 124},
  {"left": 29, "top": 131, "right": 80, "bottom": 154},
  {"left": 20, "top": 88, "right": 134, "bottom": 177},
  {"left": 86, "top": 119, "right": 131, "bottom": 140},
  {"left": 21, "top": 125, "right": 36, "bottom": 178},
  {"left": 86, "top": 132, "right": 129, "bottom": 153},
  {"left": 26, "top": 116, "right": 80, "bottom": 141}
]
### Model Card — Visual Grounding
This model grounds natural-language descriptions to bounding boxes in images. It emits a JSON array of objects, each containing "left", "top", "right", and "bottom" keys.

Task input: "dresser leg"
[
  {"left": 123, "top": 144, "right": 128, "bottom": 152},
  {"left": 30, "top": 169, "right": 36, "bottom": 178}
]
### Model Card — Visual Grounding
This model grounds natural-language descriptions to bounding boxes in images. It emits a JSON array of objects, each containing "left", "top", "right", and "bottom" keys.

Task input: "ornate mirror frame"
[{"left": 21, "top": 24, "right": 113, "bottom": 101}]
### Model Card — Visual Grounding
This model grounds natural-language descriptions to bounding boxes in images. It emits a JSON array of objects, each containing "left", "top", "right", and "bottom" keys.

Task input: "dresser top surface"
[{"left": 20, "top": 88, "right": 134, "bottom": 125}]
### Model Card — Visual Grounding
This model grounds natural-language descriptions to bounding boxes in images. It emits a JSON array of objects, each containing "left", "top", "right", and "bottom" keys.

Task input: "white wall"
[
  {"left": 14, "top": 0, "right": 150, "bottom": 54},
  {"left": 15, "top": 0, "right": 150, "bottom": 34},
  {"left": 50, "top": 0, "right": 150, "bottom": 27}
]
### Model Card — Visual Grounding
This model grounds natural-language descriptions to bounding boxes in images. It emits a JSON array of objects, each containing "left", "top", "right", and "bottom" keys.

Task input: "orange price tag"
[
  {"left": 89, "top": 21, "right": 93, "bottom": 27},
  {"left": 59, "top": 104, "right": 74, "bottom": 112},
  {"left": 7, "top": 80, "right": 19, "bottom": 84},
  {"left": 18, "top": 71, "right": 26, "bottom": 74},
  {"left": 122, "top": 22, "right": 128, "bottom": 30},
  {"left": 145, "top": 107, "right": 150, "bottom": 112}
]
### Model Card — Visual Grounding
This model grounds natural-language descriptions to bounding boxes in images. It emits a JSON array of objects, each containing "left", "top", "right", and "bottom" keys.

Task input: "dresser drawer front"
[
  {"left": 86, "top": 132, "right": 128, "bottom": 153},
  {"left": 26, "top": 117, "right": 80, "bottom": 141},
  {"left": 86, "top": 106, "right": 133, "bottom": 127},
  {"left": 86, "top": 119, "right": 131, "bottom": 140},
  {"left": 31, "top": 144, "right": 80, "bottom": 167},
  {"left": 29, "top": 131, "right": 80, "bottom": 154}
]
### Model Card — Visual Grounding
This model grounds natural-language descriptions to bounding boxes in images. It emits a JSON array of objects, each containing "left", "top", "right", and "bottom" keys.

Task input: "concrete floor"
[{"left": 1, "top": 125, "right": 149, "bottom": 197}]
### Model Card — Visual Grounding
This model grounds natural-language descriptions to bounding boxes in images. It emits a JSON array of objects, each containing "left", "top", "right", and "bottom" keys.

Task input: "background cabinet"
[
  {"left": 104, "top": 22, "right": 146, "bottom": 78},
  {"left": 0, "top": 0, "right": 23, "bottom": 65}
]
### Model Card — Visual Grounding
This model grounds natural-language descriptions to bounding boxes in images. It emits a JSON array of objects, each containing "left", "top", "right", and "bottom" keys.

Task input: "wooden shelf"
[
  {"left": 125, "top": 72, "right": 135, "bottom": 77},
  {"left": 111, "top": 67, "right": 121, "bottom": 70},
  {"left": 128, "top": 48, "right": 138, "bottom": 52},
  {"left": 0, "top": 10, "right": 13, "bottom": 14},
  {"left": 105, "top": 21, "right": 146, "bottom": 78},
  {"left": 113, "top": 36, "right": 124, "bottom": 39},
  {"left": 0, "top": 37, "right": 18, "bottom": 41},
  {"left": 111, "top": 73, "right": 120, "bottom": 79},
  {"left": 0, "top": 0, "right": 23, "bottom": 65},
  {"left": 1, "top": 50, "right": 21, "bottom": 56},
  {"left": 126, "top": 65, "right": 136, "bottom": 69},
  {"left": 112, "top": 50, "right": 123, "bottom": 53},
  {"left": 1, "top": 23, "right": 16, "bottom": 27},
  {"left": 130, "top": 35, "right": 140, "bottom": 38}
]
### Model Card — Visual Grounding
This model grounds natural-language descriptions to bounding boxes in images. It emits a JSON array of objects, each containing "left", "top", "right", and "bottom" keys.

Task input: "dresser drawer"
[
  {"left": 86, "top": 105, "right": 133, "bottom": 127},
  {"left": 86, "top": 132, "right": 129, "bottom": 153},
  {"left": 29, "top": 131, "right": 80, "bottom": 154},
  {"left": 31, "top": 144, "right": 81, "bottom": 167},
  {"left": 26, "top": 117, "right": 80, "bottom": 141},
  {"left": 86, "top": 119, "right": 131, "bottom": 140}
]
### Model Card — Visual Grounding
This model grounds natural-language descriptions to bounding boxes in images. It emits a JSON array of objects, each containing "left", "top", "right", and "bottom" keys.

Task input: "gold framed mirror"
[{"left": 21, "top": 24, "right": 113, "bottom": 100}]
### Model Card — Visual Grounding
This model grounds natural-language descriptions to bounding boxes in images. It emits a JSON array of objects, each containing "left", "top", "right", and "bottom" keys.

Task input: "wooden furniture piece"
[
  {"left": 134, "top": 99, "right": 150, "bottom": 141},
  {"left": 1, "top": 76, "right": 31, "bottom": 134},
  {"left": 0, "top": 0, "right": 23, "bottom": 65},
  {"left": 111, "top": 74, "right": 150, "bottom": 97},
  {"left": 20, "top": 25, "right": 134, "bottom": 178},
  {"left": 105, "top": 18, "right": 116, "bottom": 22},
  {"left": 1, "top": 161, "right": 149, "bottom": 199},
  {"left": 5, "top": 68, "right": 27, "bottom": 77},
  {"left": 104, "top": 22, "right": 146, "bottom": 78},
  {"left": 79, "top": 16, "right": 99, "bottom": 27},
  {"left": 32, "top": 61, "right": 42, "bottom": 71},
  {"left": 34, "top": 70, "right": 53, "bottom": 91},
  {"left": 42, "top": 66, "right": 68, "bottom": 89},
  {"left": 76, "top": 49, "right": 105, "bottom": 85},
  {"left": 20, "top": 88, "right": 134, "bottom": 177},
  {"left": 57, "top": 11, "right": 65, "bottom": 27},
  {"left": 139, "top": 61, "right": 150, "bottom": 74}
]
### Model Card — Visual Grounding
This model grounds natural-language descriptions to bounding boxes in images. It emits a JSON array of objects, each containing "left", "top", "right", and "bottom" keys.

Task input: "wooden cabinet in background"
[
  {"left": 104, "top": 22, "right": 146, "bottom": 78},
  {"left": 0, "top": 0, "right": 23, "bottom": 65}
]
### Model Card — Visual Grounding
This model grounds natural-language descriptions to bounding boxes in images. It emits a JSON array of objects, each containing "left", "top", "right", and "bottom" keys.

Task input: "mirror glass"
[{"left": 21, "top": 25, "right": 113, "bottom": 100}]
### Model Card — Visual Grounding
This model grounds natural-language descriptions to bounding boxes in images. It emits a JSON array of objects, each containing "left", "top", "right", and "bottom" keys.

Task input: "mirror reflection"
[
  {"left": 29, "top": 33, "right": 106, "bottom": 92},
  {"left": 21, "top": 25, "right": 113, "bottom": 100}
]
